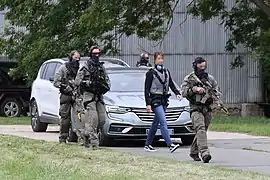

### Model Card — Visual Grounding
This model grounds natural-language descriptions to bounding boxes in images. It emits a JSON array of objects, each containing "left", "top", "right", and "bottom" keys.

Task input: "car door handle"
[{"left": 48, "top": 88, "right": 52, "bottom": 91}]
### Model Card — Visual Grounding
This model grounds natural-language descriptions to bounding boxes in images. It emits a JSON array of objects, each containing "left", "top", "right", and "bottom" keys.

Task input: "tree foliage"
[
  {"left": 187, "top": 0, "right": 270, "bottom": 101},
  {"left": 0, "top": 0, "right": 178, "bottom": 84}
]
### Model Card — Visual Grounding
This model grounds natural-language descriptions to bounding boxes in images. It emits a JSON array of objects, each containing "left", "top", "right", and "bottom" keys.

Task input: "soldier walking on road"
[
  {"left": 53, "top": 50, "right": 81, "bottom": 143},
  {"left": 74, "top": 46, "right": 110, "bottom": 149},
  {"left": 181, "top": 57, "right": 220, "bottom": 163}
]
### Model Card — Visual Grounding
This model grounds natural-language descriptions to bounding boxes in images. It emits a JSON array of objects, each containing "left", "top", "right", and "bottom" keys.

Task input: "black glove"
[{"left": 64, "top": 85, "right": 73, "bottom": 93}]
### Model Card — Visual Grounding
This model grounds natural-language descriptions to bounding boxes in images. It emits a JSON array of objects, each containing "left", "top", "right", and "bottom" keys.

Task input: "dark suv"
[{"left": 0, "top": 61, "right": 30, "bottom": 117}]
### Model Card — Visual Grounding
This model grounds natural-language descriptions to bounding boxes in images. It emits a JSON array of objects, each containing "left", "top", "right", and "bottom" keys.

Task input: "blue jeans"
[{"left": 145, "top": 105, "right": 173, "bottom": 146}]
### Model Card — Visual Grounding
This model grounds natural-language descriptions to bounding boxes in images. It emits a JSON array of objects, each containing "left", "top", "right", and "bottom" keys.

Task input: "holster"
[{"left": 150, "top": 94, "right": 170, "bottom": 108}]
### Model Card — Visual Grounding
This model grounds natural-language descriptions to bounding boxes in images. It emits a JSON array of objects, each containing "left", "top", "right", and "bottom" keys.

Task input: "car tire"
[
  {"left": 181, "top": 135, "right": 195, "bottom": 146},
  {"left": 0, "top": 97, "right": 22, "bottom": 117},
  {"left": 67, "top": 127, "right": 78, "bottom": 143},
  {"left": 98, "top": 127, "right": 113, "bottom": 146},
  {"left": 30, "top": 100, "right": 48, "bottom": 132}
]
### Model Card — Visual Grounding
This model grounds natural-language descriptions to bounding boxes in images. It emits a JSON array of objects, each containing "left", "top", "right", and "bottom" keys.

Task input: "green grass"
[
  {"left": 0, "top": 135, "right": 269, "bottom": 180},
  {"left": 0, "top": 116, "right": 30, "bottom": 125},
  {"left": 211, "top": 116, "right": 270, "bottom": 136}
]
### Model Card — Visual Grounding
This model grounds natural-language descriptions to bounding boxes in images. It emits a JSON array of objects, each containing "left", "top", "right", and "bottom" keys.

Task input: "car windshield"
[
  {"left": 101, "top": 59, "right": 127, "bottom": 67},
  {"left": 108, "top": 72, "right": 146, "bottom": 92},
  {"left": 75, "top": 57, "right": 129, "bottom": 68}
]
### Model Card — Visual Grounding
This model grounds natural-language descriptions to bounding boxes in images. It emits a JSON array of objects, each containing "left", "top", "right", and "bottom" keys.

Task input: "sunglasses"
[{"left": 92, "top": 52, "right": 101, "bottom": 56}]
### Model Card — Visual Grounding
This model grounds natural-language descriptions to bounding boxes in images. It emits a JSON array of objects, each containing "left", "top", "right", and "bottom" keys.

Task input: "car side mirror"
[{"left": 49, "top": 76, "right": 54, "bottom": 82}]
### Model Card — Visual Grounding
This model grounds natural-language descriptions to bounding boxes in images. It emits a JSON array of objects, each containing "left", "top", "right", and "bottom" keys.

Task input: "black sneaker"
[
  {"left": 169, "top": 144, "right": 180, "bottom": 153},
  {"left": 202, "top": 154, "right": 212, "bottom": 163},
  {"left": 144, "top": 145, "right": 157, "bottom": 152},
  {"left": 189, "top": 153, "right": 201, "bottom": 161}
]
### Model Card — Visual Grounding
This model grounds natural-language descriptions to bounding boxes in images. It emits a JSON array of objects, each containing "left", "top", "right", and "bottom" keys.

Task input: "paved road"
[{"left": 1, "top": 125, "right": 270, "bottom": 175}]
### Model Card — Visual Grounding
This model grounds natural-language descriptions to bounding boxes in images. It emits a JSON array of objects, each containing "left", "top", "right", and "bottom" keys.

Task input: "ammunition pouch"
[
  {"left": 195, "top": 94, "right": 203, "bottom": 103},
  {"left": 60, "top": 94, "right": 73, "bottom": 104},
  {"left": 60, "top": 84, "right": 73, "bottom": 96}
]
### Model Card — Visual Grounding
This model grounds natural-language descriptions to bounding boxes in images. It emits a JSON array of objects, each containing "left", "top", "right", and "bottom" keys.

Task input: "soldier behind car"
[
  {"left": 136, "top": 53, "right": 152, "bottom": 67},
  {"left": 181, "top": 57, "right": 220, "bottom": 163},
  {"left": 74, "top": 45, "right": 111, "bottom": 149},
  {"left": 53, "top": 50, "right": 81, "bottom": 143}
]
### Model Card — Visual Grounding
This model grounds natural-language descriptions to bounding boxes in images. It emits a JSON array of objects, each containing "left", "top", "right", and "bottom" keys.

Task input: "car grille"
[{"left": 131, "top": 107, "right": 184, "bottom": 122}]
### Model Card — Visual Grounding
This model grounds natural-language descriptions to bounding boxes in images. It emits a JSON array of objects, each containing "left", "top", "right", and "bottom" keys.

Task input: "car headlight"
[{"left": 105, "top": 105, "right": 130, "bottom": 114}]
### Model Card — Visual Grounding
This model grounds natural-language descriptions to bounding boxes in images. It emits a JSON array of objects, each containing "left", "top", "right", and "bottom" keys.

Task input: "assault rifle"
[
  {"left": 190, "top": 74, "right": 229, "bottom": 115},
  {"left": 84, "top": 61, "right": 110, "bottom": 95},
  {"left": 60, "top": 78, "right": 74, "bottom": 95}
]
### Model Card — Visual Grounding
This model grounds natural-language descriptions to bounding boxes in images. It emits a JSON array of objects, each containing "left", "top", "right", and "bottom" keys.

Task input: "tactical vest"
[
  {"left": 82, "top": 61, "right": 110, "bottom": 95},
  {"left": 59, "top": 63, "right": 77, "bottom": 95},
  {"left": 65, "top": 62, "right": 77, "bottom": 80},
  {"left": 150, "top": 69, "right": 169, "bottom": 95}
]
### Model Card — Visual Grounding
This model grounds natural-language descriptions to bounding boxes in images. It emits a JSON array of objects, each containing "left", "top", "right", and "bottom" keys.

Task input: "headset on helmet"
[
  {"left": 69, "top": 50, "right": 79, "bottom": 61},
  {"left": 192, "top": 57, "right": 206, "bottom": 69}
]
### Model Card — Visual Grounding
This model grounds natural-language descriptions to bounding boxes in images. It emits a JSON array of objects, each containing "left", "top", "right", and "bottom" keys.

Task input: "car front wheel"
[
  {"left": 30, "top": 100, "right": 48, "bottom": 132},
  {"left": 181, "top": 135, "right": 195, "bottom": 146}
]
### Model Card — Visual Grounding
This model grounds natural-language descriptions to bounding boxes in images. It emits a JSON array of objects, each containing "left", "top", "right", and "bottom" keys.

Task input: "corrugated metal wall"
[
  {"left": 117, "top": 0, "right": 263, "bottom": 103},
  {"left": 0, "top": 0, "right": 263, "bottom": 103}
]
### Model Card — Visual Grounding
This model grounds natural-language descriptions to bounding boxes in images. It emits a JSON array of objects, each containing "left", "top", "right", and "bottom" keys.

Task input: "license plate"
[{"left": 146, "top": 129, "right": 174, "bottom": 135}]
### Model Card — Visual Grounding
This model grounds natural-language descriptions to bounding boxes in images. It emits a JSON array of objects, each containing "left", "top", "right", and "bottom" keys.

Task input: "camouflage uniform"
[
  {"left": 74, "top": 61, "right": 110, "bottom": 148},
  {"left": 181, "top": 72, "right": 219, "bottom": 160},
  {"left": 73, "top": 89, "right": 85, "bottom": 144},
  {"left": 54, "top": 64, "right": 76, "bottom": 142}
]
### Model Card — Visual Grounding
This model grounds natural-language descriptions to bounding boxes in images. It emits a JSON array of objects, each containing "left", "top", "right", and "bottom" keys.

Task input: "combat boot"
[
  {"left": 78, "top": 137, "right": 84, "bottom": 146},
  {"left": 59, "top": 133, "right": 68, "bottom": 144},
  {"left": 59, "top": 138, "right": 67, "bottom": 144},
  {"left": 84, "top": 136, "right": 90, "bottom": 148},
  {"left": 92, "top": 144, "right": 100, "bottom": 150},
  {"left": 202, "top": 154, "right": 212, "bottom": 163},
  {"left": 189, "top": 153, "right": 201, "bottom": 161}
]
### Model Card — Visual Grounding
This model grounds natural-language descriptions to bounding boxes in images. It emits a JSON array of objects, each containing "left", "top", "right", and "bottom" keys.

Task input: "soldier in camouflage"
[
  {"left": 74, "top": 46, "right": 110, "bottom": 149},
  {"left": 181, "top": 57, "right": 220, "bottom": 163},
  {"left": 53, "top": 50, "right": 80, "bottom": 143}
]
